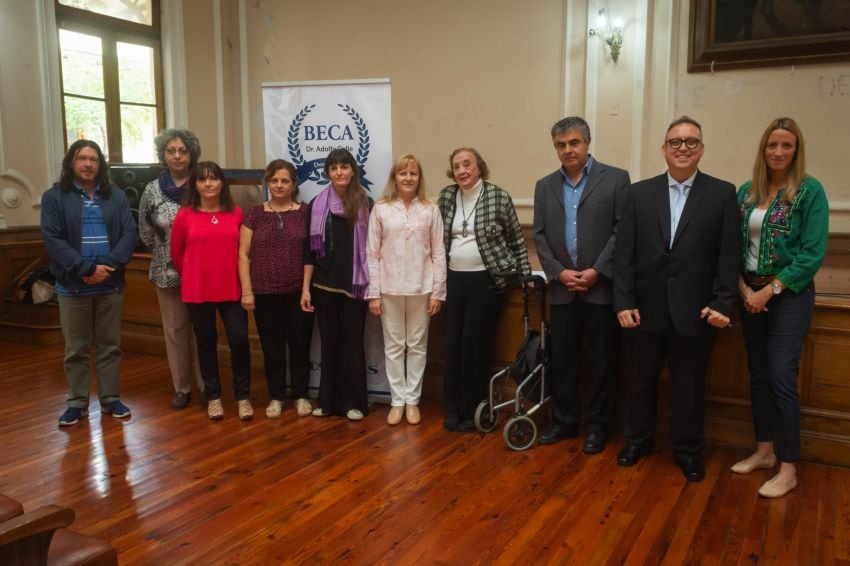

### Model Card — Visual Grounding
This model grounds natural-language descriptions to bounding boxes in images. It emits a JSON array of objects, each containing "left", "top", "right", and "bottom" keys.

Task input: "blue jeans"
[{"left": 740, "top": 284, "right": 815, "bottom": 463}]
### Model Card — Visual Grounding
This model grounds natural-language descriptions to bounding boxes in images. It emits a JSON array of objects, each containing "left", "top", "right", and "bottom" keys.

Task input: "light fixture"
[{"left": 588, "top": 8, "right": 624, "bottom": 63}]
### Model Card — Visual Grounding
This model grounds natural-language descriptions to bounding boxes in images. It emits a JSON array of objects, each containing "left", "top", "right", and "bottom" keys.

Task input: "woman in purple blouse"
[{"left": 238, "top": 159, "right": 314, "bottom": 418}]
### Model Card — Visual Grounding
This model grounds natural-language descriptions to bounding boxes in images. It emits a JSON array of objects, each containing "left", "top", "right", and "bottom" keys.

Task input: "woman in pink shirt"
[
  {"left": 171, "top": 161, "right": 252, "bottom": 421},
  {"left": 367, "top": 155, "right": 446, "bottom": 425}
]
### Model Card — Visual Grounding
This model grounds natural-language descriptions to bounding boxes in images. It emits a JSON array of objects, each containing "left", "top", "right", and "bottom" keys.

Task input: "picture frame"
[{"left": 688, "top": 0, "right": 850, "bottom": 72}]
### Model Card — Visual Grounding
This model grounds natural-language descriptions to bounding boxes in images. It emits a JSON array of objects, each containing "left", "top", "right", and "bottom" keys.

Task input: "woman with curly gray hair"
[{"left": 138, "top": 128, "right": 204, "bottom": 409}]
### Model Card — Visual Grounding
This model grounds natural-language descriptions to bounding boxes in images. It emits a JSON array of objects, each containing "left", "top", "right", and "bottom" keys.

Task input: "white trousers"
[
  {"left": 155, "top": 286, "right": 203, "bottom": 394},
  {"left": 381, "top": 294, "right": 431, "bottom": 406}
]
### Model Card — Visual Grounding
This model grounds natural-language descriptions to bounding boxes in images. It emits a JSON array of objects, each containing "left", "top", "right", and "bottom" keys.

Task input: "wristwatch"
[{"left": 770, "top": 281, "right": 782, "bottom": 295}]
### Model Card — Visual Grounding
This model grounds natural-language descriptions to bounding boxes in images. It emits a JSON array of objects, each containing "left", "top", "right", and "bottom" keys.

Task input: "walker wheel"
[
  {"left": 503, "top": 415, "right": 537, "bottom": 451},
  {"left": 474, "top": 401, "right": 498, "bottom": 433}
]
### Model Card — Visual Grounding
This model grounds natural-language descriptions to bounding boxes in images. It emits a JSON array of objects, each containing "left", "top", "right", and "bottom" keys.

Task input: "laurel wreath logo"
[
  {"left": 337, "top": 104, "right": 370, "bottom": 166},
  {"left": 287, "top": 104, "right": 315, "bottom": 167},
  {"left": 286, "top": 103, "right": 373, "bottom": 190}
]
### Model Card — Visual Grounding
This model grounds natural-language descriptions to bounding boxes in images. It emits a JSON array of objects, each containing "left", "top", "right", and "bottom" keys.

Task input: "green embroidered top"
[{"left": 737, "top": 176, "right": 829, "bottom": 293}]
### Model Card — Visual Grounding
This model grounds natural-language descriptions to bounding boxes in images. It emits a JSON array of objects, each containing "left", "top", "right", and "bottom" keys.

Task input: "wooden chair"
[{"left": 0, "top": 494, "right": 117, "bottom": 566}]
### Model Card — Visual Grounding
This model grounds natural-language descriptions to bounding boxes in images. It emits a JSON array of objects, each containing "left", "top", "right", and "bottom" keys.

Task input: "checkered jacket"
[{"left": 438, "top": 182, "right": 531, "bottom": 290}]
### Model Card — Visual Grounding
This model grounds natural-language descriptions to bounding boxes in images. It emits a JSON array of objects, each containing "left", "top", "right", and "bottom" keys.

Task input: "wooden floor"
[{"left": 0, "top": 341, "right": 848, "bottom": 565}]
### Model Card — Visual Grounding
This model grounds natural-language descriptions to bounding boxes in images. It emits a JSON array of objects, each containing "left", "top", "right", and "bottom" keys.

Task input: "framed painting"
[{"left": 689, "top": 0, "right": 850, "bottom": 72}]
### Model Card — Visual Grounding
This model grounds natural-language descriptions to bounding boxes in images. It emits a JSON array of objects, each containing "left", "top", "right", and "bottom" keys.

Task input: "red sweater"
[{"left": 170, "top": 206, "right": 242, "bottom": 303}]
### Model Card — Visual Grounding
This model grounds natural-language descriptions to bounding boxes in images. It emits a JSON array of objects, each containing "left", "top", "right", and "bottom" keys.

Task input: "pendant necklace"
[
  {"left": 268, "top": 201, "right": 294, "bottom": 230},
  {"left": 458, "top": 186, "right": 482, "bottom": 237},
  {"left": 202, "top": 205, "right": 220, "bottom": 224}
]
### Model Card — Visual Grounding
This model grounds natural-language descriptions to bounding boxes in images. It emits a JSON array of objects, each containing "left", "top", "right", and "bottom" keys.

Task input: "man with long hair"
[{"left": 41, "top": 140, "right": 137, "bottom": 426}]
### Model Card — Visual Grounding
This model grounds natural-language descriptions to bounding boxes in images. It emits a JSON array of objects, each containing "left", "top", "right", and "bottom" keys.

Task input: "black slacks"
[
  {"left": 313, "top": 287, "right": 368, "bottom": 415},
  {"left": 623, "top": 326, "right": 716, "bottom": 457},
  {"left": 186, "top": 301, "right": 251, "bottom": 401},
  {"left": 253, "top": 292, "right": 314, "bottom": 400},
  {"left": 550, "top": 297, "right": 619, "bottom": 433},
  {"left": 443, "top": 270, "right": 505, "bottom": 421}
]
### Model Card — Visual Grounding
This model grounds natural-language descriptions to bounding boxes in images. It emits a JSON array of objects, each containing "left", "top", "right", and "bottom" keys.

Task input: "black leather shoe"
[
  {"left": 538, "top": 423, "right": 579, "bottom": 445},
  {"left": 456, "top": 419, "right": 477, "bottom": 433},
  {"left": 676, "top": 456, "right": 705, "bottom": 482},
  {"left": 617, "top": 443, "right": 650, "bottom": 467},
  {"left": 583, "top": 431, "right": 608, "bottom": 454},
  {"left": 444, "top": 413, "right": 460, "bottom": 431}
]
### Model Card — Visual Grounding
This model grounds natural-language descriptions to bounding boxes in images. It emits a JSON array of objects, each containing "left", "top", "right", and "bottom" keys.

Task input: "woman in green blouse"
[{"left": 731, "top": 117, "right": 829, "bottom": 498}]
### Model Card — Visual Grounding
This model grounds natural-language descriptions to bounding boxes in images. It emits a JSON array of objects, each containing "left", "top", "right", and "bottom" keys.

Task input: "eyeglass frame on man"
[
  {"left": 664, "top": 137, "right": 702, "bottom": 150},
  {"left": 165, "top": 147, "right": 190, "bottom": 156}
]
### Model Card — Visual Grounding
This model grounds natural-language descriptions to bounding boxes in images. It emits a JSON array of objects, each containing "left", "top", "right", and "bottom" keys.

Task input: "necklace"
[
  {"left": 201, "top": 205, "right": 220, "bottom": 224},
  {"left": 458, "top": 186, "right": 482, "bottom": 237},
  {"left": 268, "top": 201, "right": 294, "bottom": 229}
]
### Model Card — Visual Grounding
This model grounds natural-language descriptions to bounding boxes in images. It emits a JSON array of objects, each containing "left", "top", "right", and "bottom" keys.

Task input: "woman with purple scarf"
[
  {"left": 300, "top": 148, "right": 372, "bottom": 421},
  {"left": 139, "top": 128, "right": 204, "bottom": 410}
]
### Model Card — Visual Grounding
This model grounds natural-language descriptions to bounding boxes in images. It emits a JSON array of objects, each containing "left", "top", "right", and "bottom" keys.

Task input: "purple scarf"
[
  {"left": 310, "top": 186, "right": 369, "bottom": 299},
  {"left": 158, "top": 169, "right": 188, "bottom": 204}
]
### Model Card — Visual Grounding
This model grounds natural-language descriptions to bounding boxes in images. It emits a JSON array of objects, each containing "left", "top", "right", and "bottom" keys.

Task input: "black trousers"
[
  {"left": 186, "top": 301, "right": 251, "bottom": 401},
  {"left": 253, "top": 292, "right": 314, "bottom": 400},
  {"left": 550, "top": 298, "right": 619, "bottom": 433},
  {"left": 623, "top": 326, "right": 716, "bottom": 458},
  {"left": 444, "top": 270, "right": 505, "bottom": 421},
  {"left": 313, "top": 287, "right": 368, "bottom": 415}
]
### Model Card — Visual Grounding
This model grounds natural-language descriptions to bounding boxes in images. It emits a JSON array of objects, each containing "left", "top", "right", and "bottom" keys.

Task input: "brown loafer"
[
  {"left": 405, "top": 405, "right": 421, "bottom": 425},
  {"left": 387, "top": 406, "right": 404, "bottom": 426}
]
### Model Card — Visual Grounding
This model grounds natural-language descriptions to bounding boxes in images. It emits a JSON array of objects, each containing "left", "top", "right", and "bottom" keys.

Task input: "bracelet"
[{"left": 242, "top": 293, "right": 253, "bottom": 297}]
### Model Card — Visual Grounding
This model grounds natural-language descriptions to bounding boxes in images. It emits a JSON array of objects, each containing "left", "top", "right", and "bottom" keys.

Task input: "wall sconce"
[{"left": 589, "top": 8, "right": 623, "bottom": 63}]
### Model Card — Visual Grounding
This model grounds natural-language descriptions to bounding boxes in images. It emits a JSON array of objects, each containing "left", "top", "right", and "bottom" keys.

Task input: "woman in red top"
[{"left": 171, "top": 161, "right": 252, "bottom": 421}]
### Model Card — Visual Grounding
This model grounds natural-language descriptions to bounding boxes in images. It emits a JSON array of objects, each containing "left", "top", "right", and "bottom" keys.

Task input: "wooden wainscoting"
[
  {"left": 3, "top": 227, "right": 850, "bottom": 467},
  {"left": 0, "top": 228, "right": 61, "bottom": 344}
]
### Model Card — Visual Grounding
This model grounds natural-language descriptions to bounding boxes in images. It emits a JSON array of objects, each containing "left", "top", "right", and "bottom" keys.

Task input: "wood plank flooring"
[{"left": 0, "top": 341, "right": 848, "bottom": 564}]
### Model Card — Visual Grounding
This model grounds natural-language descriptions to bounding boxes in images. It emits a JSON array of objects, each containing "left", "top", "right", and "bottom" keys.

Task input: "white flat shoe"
[
  {"left": 265, "top": 400, "right": 282, "bottom": 419},
  {"left": 731, "top": 454, "right": 777, "bottom": 474},
  {"left": 758, "top": 474, "right": 797, "bottom": 498}
]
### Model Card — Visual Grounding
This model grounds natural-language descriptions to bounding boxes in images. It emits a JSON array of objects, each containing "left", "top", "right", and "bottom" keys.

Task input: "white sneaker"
[
  {"left": 346, "top": 408, "right": 364, "bottom": 421},
  {"left": 238, "top": 399, "right": 254, "bottom": 421},
  {"left": 312, "top": 407, "right": 328, "bottom": 417},
  {"left": 207, "top": 399, "right": 223, "bottom": 420},
  {"left": 266, "top": 400, "right": 282, "bottom": 419},
  {"left": 295, "top": 398, "right": 313, "bottom": 417}
]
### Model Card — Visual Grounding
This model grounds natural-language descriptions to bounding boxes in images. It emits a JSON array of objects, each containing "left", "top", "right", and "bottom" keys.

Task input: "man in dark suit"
[
  {"left": 533, "top": 116, "right": 630, "bottom": 454},
  {"left": 613, "top": 116, "right": 740, "bottom": 481}
]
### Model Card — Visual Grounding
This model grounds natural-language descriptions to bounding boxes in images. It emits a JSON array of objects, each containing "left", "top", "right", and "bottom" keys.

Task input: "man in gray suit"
[{"left": 533, "top": 116, "right": 630, "bottom": 453}]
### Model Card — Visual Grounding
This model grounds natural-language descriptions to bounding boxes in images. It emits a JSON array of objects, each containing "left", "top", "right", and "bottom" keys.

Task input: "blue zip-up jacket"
[{"left": 40, "top": 182, "right": 137, "bottom": 293}]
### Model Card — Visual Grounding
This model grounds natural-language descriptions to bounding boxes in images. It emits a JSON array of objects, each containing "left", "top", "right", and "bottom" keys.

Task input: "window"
[{"left": 56, "top": 0, "right": 163, "bottom": 163}]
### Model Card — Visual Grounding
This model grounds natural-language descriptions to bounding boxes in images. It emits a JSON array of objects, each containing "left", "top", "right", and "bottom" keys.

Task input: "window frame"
[{"left": 55, "top": 0, "right": 164, "bottom": 163}]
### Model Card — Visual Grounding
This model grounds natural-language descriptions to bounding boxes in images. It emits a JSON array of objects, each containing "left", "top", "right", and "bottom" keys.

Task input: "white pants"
[
  {"left": 381, "top": 294, "right": 431, "bottom": 406},
  {"left": 155, "top": 286, "right": 203, "bottom": 394}
]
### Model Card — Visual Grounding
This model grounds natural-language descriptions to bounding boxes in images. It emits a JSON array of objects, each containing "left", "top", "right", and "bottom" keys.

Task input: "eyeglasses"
[
  {"left": 165, "top": 147, "right": 190, "bottom": 156},
  {"left": 665, "top": 137, "right": 702, "bottom": 150}
]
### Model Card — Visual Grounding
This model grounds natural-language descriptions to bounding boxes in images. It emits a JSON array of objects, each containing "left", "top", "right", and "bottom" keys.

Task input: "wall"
[
  {"left": 239, "top": 0, "right": 566, "bottom": 210},
  {"left": 0, "top": 0, "right": 60, "bottom": 228},
  {"left": 0, "top": 0, "right": 847, "bottom": 230}
]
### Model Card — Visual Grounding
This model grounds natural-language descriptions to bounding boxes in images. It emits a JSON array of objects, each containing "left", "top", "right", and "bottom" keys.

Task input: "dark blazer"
[
  {"left": 533, "top": 159, "right": 630, "bottom": 305},
  {"left": 613, "top": 171, "right": 740, "bottom": 336}
]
